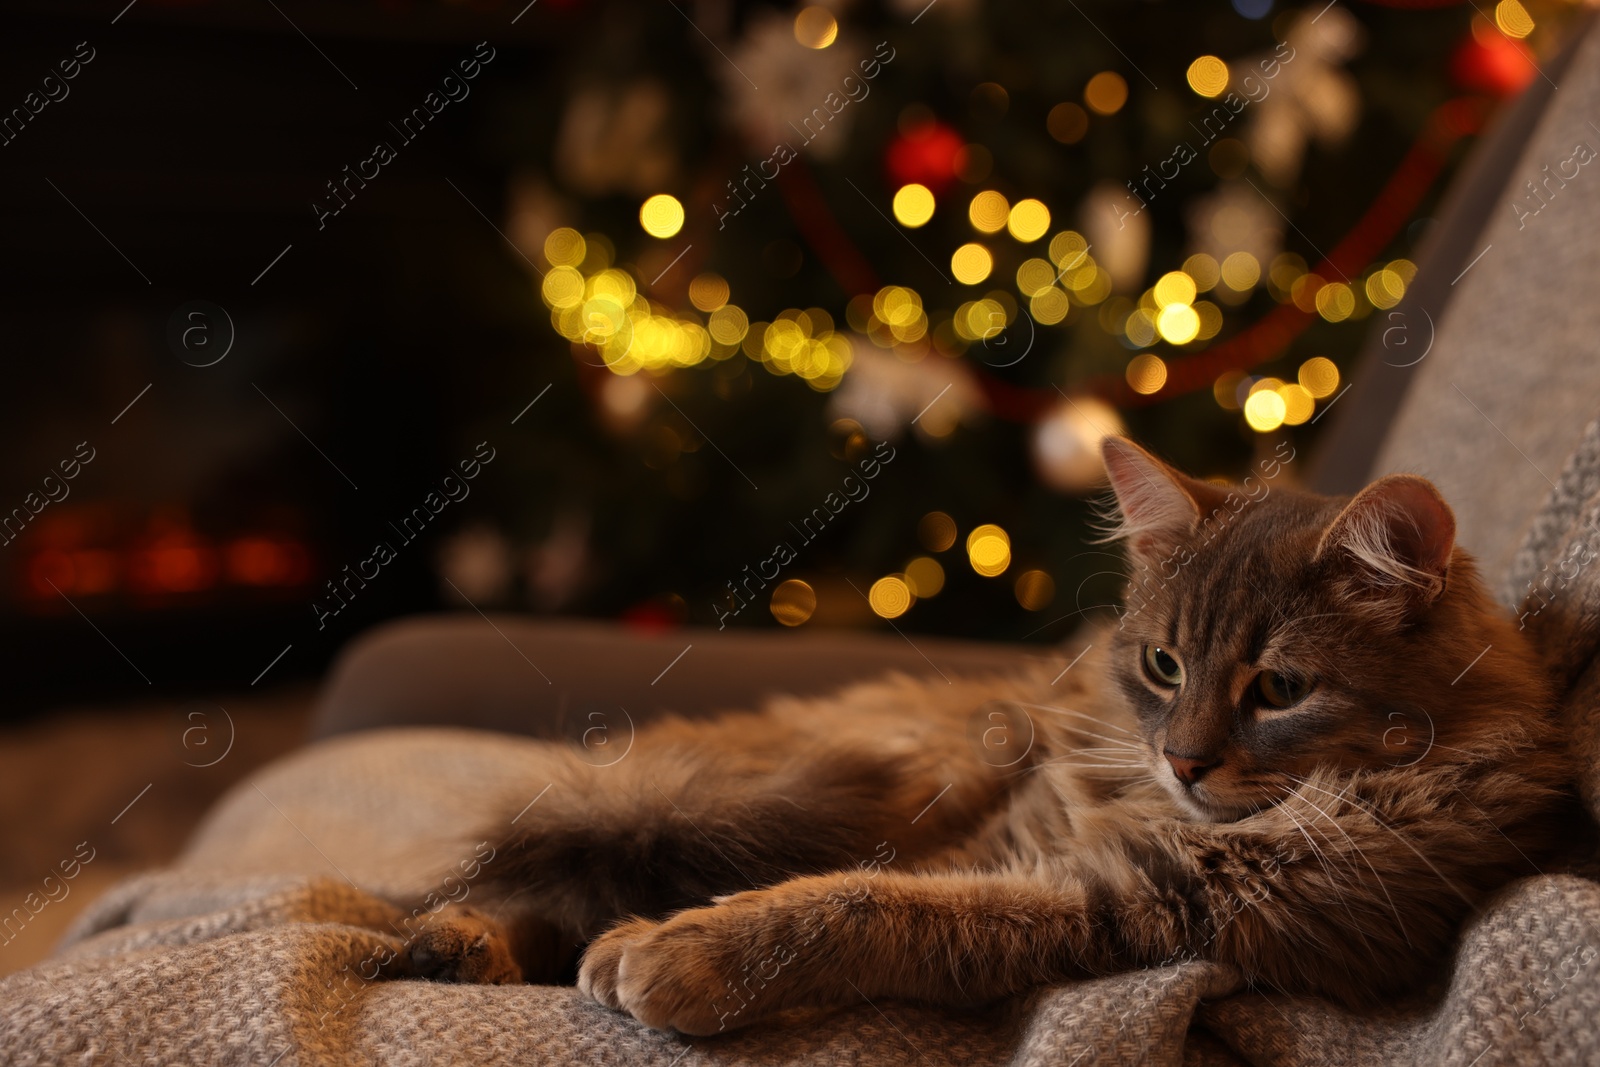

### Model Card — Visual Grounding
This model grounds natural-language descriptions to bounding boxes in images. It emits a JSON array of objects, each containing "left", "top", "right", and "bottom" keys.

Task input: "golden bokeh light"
[
  {"left": 542, "top": 266, "right": 586, "bottom": 309},
  {"left": 868, "top": 575, "right": 915, "bottom": 618},
  {"left": 1030, "top": 287, "right": 1070, "bottom": 325},
  {"left": 688, "top": 272, "right": 730, "bottom": 312},
  {"left": 1014, "top": 569, "right": 1055, "bottom": 611},
  {"left": 966, "top": 524, "right": 1011, "bottom": 578},
  {"left": 1220, "top": 251, "right": 1260, "bottom": 291},
  {"left": 1084, "top": 71, "right": 1129, "bottom": 115},
  {"left": 1315, "top": 280, "right": 1355, "bottom": 322},
  {"left": 1213, "top": 370, "right": 1245, "bottom": 411},
  {"left": 639, "top": 194, "right": 685, "bottom": 238},
  {"left": 1495, "top": 0, "right": 1534, "bottom": 38},
  {"left": 968, "top": 190, "right": 1010, "bottom": 233},
  {"left": 544, "top": 227, "right": 586, "bottom": 267},
  {"left": 1298, "top": 356, "right": 1340, "bottom": 399},
  {"left": 1278, "top": 382, "right": 1315, "bottom": 426},
  {"left": 708, "top": 304, "right": 750, "bottom": 346},
  {"left": 1126, "top": 353, "right": 1168, "bottom": 395},
  {"left": 1156, "top": 303, "right": 1200, "bottom": 344},
  {"left": 893, "top": 183, "right": 936, "bottom": 228},
  {"left": 1007, "top": 199, "right": 1051, "bottom": 242},
  {"left": 1153, "top": 271, "right": 1197, "bottom": 308},
  {"left": 1124, "top": 307, "right": 1158, "bottom": 347},
  {"left": 1244, "top": 388, "right": 1288, "bottom": 433},
  {"left": 1194, "top": 300, "right": 1223, "bottom": 340},
  {"left": 1186, "top": 55, "right": 1230, "bottom": 98},
  {"left": 905, "top": 556, "right": 946, "bottom": 598},
  {"left": 1049, "top": 230, "right": 1089, "bottom": 268},
  {"left": 1183, "top": 253, "right": 1220, "bottom": 291},
  {"left": 1016, "top": 257, "right": 1058, "bottom": 297},
  {"left": 769, "top": 579, "right": 817, "bottom": 626},
  {"left": 1047, "top": 102, "right": 1089, "bottom": 144},
  {"left": 793, "top": 6, "right": 839, "bottom": 48},
  {"left": 1365, "top": 268, "right": 1406, "bottom": 309},
  {"left": 919, "top": 511, "right": 958, "bottom": 552},
  {"left": 952, "top": 243, "right": 994, "bottom": 285}
]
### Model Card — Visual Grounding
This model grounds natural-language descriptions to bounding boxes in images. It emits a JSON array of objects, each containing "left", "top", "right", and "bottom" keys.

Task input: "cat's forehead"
[{"left": 1125, "top": 487, "right": 1343, "bottom": 640}]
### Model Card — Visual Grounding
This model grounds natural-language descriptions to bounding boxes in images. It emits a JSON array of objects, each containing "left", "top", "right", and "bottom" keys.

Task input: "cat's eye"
[
  {"left": 1142, "top": 645, "right": 1184, "bottom": 687},
  {"left": 1256, "top": 670, "right": 1313, "bottom": 709}
]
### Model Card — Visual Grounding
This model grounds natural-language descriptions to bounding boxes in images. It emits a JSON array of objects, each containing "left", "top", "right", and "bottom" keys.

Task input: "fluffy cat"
[{"left": 403, "top": 437, "right": 1577, "bottom": 1035}]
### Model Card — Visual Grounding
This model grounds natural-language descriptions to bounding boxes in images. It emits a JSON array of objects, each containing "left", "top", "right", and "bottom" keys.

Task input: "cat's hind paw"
[{"left": 404, "top": 907, "right": 523, "bottom": 985}]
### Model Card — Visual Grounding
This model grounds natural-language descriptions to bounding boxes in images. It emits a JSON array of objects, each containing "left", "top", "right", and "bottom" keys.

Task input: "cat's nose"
[{"left": 1164, "top": 751, "right": 1219, "bottom": 785}]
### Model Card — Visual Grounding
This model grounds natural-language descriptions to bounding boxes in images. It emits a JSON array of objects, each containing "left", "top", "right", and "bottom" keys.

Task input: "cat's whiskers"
[
  {"left": 1283, "top": 786, "right": 1410, "bottom": 946},
  {"left": 1014, "top": 702, "right": 1140, "bottom": 737},
  {"left": 1286, "top": 775, "right": 1477, "bottom": 908},
  {"left": 1274, "top": 801, "right": 1369, "bottom": 950}
]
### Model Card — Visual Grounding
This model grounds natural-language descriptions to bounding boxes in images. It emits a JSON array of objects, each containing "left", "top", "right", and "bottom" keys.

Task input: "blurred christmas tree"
[{"left": 455, "top": 0, "right": 1574, "bottom": 642}]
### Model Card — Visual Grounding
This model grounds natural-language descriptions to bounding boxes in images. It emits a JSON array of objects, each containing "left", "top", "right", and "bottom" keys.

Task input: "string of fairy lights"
[{"left": 530, "top": 0, "right": 1554, "bottom": 625}]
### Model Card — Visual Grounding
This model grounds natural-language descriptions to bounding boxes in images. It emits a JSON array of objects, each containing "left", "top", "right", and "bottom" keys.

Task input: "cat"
[{"left": 402, "top": 436, "right": 1578, "bottom": 1036}]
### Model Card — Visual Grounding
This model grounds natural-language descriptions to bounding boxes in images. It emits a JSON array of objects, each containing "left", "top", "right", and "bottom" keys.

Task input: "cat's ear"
[
  {"left": 1098, "top": 437, "right": 1227, "bottom": 558},
  {"left": 1315, "top": 474, "right": 1456, "bottom": 610}
]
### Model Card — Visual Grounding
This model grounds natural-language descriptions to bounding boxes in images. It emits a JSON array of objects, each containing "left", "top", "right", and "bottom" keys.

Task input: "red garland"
[
  {"left": 776, "top": 97, "right": 1488, "bottom": 422},
  {"left": 1078, "top": 95, "right": 1489, "bottom": 410}
]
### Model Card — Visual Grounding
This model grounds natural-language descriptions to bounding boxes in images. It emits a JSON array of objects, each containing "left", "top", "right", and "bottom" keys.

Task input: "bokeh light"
[
  {"left": 918, "top": 511, "right": 958, "bottom": 552},
  {"left": 1156, "top": 303, "right": 1200, "bottom": 344},
  {"left": 1495, "top": 0, "right": 1534, "bottom": 38},
  {"left": 1298, "top": 356, "right": 1340, "bottom": 399},
  {"left": 1047, "top": 102, "right": 1089, "bottom": 144},
  {"left": 769, "top": 579, "right": 816, "bottom": 626},
  {"left": 1014, "top": 569, "right": 1055, "bottom": 610},
  {"left": 868, "top": 575, "right": 914, "bottom": 618},
  {"left": 1315, "top": 281, "right": 1355, "bottom": 322},
  {"left": 952, "top": 243, "right": 994, "bottom": 285},
  {"left": 793, "top": 6, "right": 839, "bottom": 48},
  {"left": 1277, "top": 382, "right": 1315, "bottom": 426},
  {"left": 968, "top": 190, "right": 1010, "bottom": 233},
  {"left": 688, "top": 272, "right": 729, "bottom": 312},
  {"left": 544, "top": 227, "right": 586, "bottom": 267},
  {"left": 1220, "top": 251, "right": 1260, "bottom": 291},
  {"left": 1126, "top": 353, "right": 1168, "bottom": 395},
  {"left": 966, "top": 524, "right": 1011, "bottom": 577},
  {"left": 1244, "top": 388, "right": 1288, "bottom": 432},
  {"left": 904, "top": 556, "right": 945, "bottom": 598},
  {"left": 1007, "top": 199, "right": 1051, "bottom": 242},
  {"left": 1084, "top": 71, "right": 1128, "bottom": 115},
  {"left": 1186, "top": 56, "right": 1230, "bottom": 98},
  {"left": 893, "top": 183, "right": 936, "bottom": 227},
  {"left": 639, "top": 194, "right": 684, "bottom": 238},
  {"left": 1153, "top": 271, "right": 1197, "bottom": 308},
  {"left": 1183, "top": 253, "right": 1220, "bottom": 291}
]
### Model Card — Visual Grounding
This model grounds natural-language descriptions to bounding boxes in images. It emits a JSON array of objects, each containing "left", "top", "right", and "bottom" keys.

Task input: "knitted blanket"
[{"left": 7, "top": 424, "right": 1600, "bottom": 1065}]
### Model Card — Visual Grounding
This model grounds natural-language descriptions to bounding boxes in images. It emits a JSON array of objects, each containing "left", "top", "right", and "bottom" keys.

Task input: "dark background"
[{"left": 0, "top": 0, "right": 1562, "bottom": 714}]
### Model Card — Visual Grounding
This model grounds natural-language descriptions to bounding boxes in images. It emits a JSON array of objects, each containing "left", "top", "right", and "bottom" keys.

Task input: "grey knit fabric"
[{"left": 1363, "top": 19, "right": 1600, "bottom": 585}]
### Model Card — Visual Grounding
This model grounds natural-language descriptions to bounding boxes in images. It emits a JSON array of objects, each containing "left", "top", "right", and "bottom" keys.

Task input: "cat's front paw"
[
  {"left": 582, "top": 892, "right": 818, "bottom": 1036},
  {"left": 404, "top": 907, "right": 522, "bottom": 985},
  {"left": 578, "top": 916, "right": 659, "bottom": 1010}
]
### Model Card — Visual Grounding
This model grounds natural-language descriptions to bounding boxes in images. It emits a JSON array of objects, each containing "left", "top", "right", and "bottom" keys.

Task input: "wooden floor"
[{"left": 0, "top": 688, "right": 314, "bottom": 975}]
